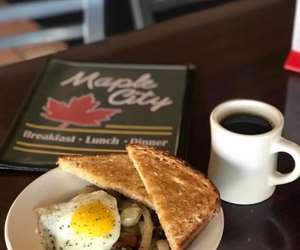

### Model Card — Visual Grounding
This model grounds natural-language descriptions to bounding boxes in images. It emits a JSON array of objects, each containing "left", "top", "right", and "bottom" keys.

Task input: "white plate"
[{"left": 5, "top": 168, "right": 224, "bottom": 250}]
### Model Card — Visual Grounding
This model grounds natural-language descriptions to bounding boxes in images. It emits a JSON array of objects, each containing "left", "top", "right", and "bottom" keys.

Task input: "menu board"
[{"left": 0, "top": 60, "right": 191, "bottom": 171}]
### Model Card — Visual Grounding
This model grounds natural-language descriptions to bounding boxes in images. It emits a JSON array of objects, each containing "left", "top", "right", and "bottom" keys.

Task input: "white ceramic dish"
[{"left": 5, "top": 168, "right": 224, "bottom": 250}]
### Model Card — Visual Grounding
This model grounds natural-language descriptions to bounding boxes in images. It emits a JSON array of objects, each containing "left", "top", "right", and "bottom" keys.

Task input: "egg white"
[{"left": 37, "top": 190, "right": 121, "bottom": 250}]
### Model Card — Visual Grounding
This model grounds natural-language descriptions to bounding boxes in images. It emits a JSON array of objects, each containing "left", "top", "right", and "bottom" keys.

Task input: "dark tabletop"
[{"left": 0, "top": 0, "right": 299, "bottom": 249}]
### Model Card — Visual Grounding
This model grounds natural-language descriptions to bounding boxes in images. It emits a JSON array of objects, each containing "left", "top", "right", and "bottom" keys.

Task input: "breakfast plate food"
[{"left": 5, "top": 145, "right": 224, "bottom": 250}]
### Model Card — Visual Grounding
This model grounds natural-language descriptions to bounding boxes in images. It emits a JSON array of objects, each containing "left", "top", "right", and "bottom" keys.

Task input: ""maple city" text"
[{"left": 60, "top": 71, "right": 173, "bottom": 112}]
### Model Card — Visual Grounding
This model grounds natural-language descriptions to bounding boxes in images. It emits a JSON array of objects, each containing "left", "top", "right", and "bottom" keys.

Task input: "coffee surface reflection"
[{"left": 220, "top": 113, "right": 273, "bottom": 135}]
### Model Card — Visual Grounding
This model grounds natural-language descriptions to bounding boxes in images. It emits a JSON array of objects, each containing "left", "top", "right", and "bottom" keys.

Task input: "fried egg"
[{"left": 37, "top": 190, "right": 121, "bottom": 250}]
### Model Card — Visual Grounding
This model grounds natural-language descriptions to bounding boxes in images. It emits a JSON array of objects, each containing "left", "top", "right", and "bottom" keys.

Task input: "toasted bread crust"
[
  {"left": 57, "top": 154, "right": 153, "bottom": 208},
  {"left": 126, "top": 144, "right": 220, "bottom": 250}
]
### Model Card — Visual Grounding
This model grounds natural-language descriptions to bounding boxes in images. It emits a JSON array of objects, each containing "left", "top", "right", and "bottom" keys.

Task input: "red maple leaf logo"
[{"left": 41, "top": 94, "right": 121, "bottom": 128}]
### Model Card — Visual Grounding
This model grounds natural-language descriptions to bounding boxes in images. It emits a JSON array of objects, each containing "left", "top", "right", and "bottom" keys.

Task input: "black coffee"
[{"left": 220, "top": 113, "right": 273, "bottom": 135}]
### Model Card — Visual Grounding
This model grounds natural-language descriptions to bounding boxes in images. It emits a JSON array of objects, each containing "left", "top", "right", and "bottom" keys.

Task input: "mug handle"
[{"left": 269, "top": 137, "right": 300, "bottom": 185}]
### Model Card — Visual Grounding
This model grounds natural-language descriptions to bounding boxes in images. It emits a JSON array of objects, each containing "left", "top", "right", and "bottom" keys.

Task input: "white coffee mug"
[{"left": 208, "top": 99, "right": 300, "bottom": 205}]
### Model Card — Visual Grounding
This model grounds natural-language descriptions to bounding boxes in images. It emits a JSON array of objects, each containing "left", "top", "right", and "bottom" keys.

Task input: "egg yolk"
[{"left": 71, "top": 201, "right": 115, "bottom": 237}]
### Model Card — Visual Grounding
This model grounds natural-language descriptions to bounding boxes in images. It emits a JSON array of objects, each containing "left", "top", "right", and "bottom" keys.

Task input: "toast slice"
[
  {"left": 57, "top": 154, "right": 153, "bottom": 208},
  {"left": 126, "top": 144, "right": 220, "bottom": 250}
]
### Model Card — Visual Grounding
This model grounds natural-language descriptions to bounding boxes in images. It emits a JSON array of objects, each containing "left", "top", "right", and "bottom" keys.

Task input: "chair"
[
  {"left": 0, "top": 0, "right": 105, "bottom": 49},
  {"left": 130, "top": 0, "right": 221, "bottom": 29}
]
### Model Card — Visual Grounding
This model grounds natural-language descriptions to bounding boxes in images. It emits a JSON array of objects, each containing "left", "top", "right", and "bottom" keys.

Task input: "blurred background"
[{"left": 0, "top": 0, "right": 234, "bottom": 66}]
